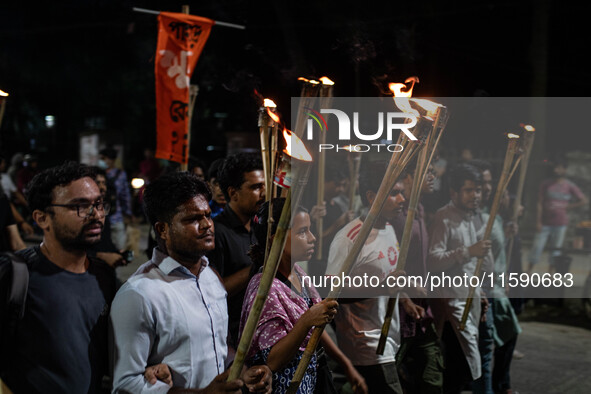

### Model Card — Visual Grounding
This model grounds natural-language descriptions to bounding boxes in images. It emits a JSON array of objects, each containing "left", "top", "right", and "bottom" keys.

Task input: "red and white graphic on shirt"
[
  {"left": 347, "top": 223, "right": 362, "bottom": 241},
  {"left": 388, "top": 246, "right": 398, "bottom": 266}
]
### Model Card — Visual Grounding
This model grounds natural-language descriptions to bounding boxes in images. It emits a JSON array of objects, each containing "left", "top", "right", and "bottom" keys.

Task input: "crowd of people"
[{"left": 0, "top": 146, "right": 588, "bottom": 394}]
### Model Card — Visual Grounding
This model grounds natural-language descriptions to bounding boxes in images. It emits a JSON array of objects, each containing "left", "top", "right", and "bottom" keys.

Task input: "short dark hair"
[
  {"left": 188, "top": 157, "right": 206, "bottom": 173},
  {"left": 25, "top": 161, "right": 96, "bottom": 212},
  {"left": 449, "top": 163, "right": 482, "bottom": 192},
  {"left": 325, "top": 163, "right": 347, "bottom": 183},
  {"left": 468, "top": 159, "right": 493, "bottom": 176},
  {"left": 99, "top": 147, "right": 118, "bottom": 160},
  {"left": 359, "top": 160, "right": 400, "bottom": 206},
  {"left": 553, "top": 156, "right": 568, "bottom": 169},
  {"left": 218, "top": 152, "right": 263, "bottom": 200},
  {"left": 249, "top": 198, "right": 307, "bottom": 268},
  {"left": 143, "top": 171, "right": 212, "bottom": 228},
  {"left": 207, "top": 157, "right": 225, "bottom": 180},
  {"left": 91, "top": 166, "right": 107, "bottom": 178}
]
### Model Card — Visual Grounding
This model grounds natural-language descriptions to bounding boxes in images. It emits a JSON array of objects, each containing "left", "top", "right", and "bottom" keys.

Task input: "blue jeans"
[
  {"left": 528, "top": 225, "right": 567, "bottom": 266},
  {"left": 472, "top": 306, "right": 495, "bottom": 394}
]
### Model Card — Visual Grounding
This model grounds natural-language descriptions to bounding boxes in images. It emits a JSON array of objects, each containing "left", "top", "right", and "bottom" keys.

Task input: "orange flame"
[
  {"left": 388, "top": 84, "right": 410, "bottom": 97},
  {"left": 523, "top": 124, "right": 535, "bottom": 132},
  {"left": 508, "top": 133, "right": 520, "bottom": 139},
  {"left": 283, "top": 128, "right": 312, "bottom": 162},
  {"left": 267, "top": 108, "right": 280, "bottom": 123},
  {"left": 388, "top": 76, "right": 419, "bottom": 97},
  {"left": 319, "top": 76, "right": 335, "bottom": 86},
  {"left": 0, "top": 89, "right": 8, "bottom": 97},
  {"left": 389, "top": 79, "right": 418, "bottom": 116}
]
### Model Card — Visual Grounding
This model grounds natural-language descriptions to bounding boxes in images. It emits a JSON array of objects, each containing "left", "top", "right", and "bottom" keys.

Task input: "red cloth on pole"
[{"left": 155, "top": 12, "right": 213, "bottom": 164}]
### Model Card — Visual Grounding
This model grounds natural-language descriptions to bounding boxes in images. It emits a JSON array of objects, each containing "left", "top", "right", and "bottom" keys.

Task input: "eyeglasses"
[{"left": 48, "top": 201, "right": 111, "bottom": 218}]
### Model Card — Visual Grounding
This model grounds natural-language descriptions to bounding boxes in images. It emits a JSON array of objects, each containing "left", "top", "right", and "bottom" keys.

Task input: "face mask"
[{"left": 97, "top": 159, "right": 108, "bottom": 169}]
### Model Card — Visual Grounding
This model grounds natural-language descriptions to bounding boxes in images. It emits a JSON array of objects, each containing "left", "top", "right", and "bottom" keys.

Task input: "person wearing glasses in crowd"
[{"left": 0, "top": 162, "right": 118, "bottom": 393}]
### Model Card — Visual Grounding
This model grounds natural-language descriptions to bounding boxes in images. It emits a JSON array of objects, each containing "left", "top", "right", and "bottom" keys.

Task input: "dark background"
[{"left": 0, "top": 0, "right": 589, "bottom": 169}]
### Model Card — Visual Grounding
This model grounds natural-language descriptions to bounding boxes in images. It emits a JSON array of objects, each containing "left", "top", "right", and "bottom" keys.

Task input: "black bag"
[
  {"left": 0, "top": 251, "right": 31, "bottom": 375},
  {"left": 314, "top": 346, "right": 338, "bottom": 394}
]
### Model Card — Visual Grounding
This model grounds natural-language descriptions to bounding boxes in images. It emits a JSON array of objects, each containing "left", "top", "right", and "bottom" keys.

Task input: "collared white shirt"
[{"left": 111, "top": 248, "right": 228, "bottom": 393}]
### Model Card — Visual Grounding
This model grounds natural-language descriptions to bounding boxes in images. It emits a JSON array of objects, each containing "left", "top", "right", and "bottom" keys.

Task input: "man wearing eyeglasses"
[{"left": 0, "top": 161, "right": 117, "bottom": 393}]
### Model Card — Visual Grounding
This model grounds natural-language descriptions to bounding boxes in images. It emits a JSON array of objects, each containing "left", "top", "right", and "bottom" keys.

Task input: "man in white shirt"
[
  {"left": 326, "top": 161, "right": 416, "bottom": 394},
  {"left": 111, "top": 171, "right": 271, "bottom": 393},
  {"left": 428, "top": 163, "right": 492, "bottom": 394}
]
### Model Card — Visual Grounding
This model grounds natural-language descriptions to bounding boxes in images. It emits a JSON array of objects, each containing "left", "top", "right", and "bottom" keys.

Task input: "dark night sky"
[{"left": 1, "top": 0, "right": 590, "bottom": 168}]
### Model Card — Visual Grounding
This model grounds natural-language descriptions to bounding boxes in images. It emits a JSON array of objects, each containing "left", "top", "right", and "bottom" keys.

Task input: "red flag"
[{"left": 155, "top": 12, "right": 214, "bottom": 164}]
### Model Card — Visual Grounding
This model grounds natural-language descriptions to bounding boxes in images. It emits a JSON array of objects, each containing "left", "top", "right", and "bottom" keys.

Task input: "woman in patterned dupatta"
[{"left": 239, "top": 199, "right": 368, "bottom": 394}]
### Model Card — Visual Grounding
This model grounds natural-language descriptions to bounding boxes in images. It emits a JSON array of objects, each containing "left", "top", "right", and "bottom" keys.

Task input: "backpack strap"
[
  {"left": 7, "top": 252, "right": 29, "bottom": 320},
  {"left": 0, "top": 251, "right": 31, "bottom": 377}
]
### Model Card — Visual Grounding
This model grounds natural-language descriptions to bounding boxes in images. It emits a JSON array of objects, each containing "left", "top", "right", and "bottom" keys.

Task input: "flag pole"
[
  {"left": 179, "top": 5, "right": 192, "bottom": 171},
  {"left": 132, "top": 7, "right": 246, "bottom": 29}
]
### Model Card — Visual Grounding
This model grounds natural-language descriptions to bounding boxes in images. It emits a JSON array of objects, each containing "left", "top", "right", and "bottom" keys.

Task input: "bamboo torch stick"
[
  {"left": 287, "top": 136, "right": 423, "bottom": 394},
  {"left": 228, "top": 131, "right": 313, "bottom": 381},
  {"left": 258, "top": 100, "right": 275, "bottom": 199},
  {"left": 227, "top": 189, "right": 292, "bottom": 381},
  {"left": 458, "top": 134, "right": 522, "bottom": 331},
  {"left": 347, "top": 150, "right": 362, "bottom": 211},
  {"left": 376, "top": 104, "right": 448, "bottom": 354},
  {"left": 315, "top": 77, "right": 334, "bottom": 260},
  {"left": 376, "top": 146, "right": 427, "bottom": 354},
  {"left": 0, "top": 90, "right": 8, "bottom": 131},
  {"left": 264, "top": 105, "right": 281, "bottom": 265},
  {"left": 295, "top": 78, "right": 320, "bottom": 139},
  {"left": 505, "top": 125, "right": 535, "bottom": 273}
]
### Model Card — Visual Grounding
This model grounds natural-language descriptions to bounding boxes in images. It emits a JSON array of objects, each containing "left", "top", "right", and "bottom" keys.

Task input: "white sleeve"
[
  {"left": 326, "top": 230, "right": 353, "bottom": 276},
  {"left": 110, "top": 288, "right": 170, "bottom": 394}
]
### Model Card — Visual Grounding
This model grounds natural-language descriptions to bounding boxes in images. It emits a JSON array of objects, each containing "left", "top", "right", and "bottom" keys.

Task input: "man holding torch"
[
  {"left": 427, "top": 163, "right": 492, "bottom": 393},
  {"left": 325, "top": 161, "right": 411, "bottom": 394},
  {"left": 110, "top": 171, "right": 271, "bottom": 393}
]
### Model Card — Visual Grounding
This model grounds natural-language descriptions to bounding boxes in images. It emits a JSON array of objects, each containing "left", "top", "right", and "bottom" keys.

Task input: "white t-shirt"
[
  {"left": 326, "top": 217, "right": 401, "bottom": 366},
  {"left": 0, "top": 174, "right": 17, "bottom": 196}
]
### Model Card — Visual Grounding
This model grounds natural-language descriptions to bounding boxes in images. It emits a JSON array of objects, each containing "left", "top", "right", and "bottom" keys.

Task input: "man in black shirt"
[
  {"left": 0, "top": 162, "right": 117, "bottom": 393},
  {"left": 208, "top": 152, "right": 265, "bottom": 347}
]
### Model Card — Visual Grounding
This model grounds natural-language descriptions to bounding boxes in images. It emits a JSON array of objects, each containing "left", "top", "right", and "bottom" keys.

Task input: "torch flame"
[
  {"left": 388, "top": 83, "right": 412, "bottom": 98},
  {"left": 298, "top": 77, "right": 320, "bottom": 85},
  {"left": 508, "top": 133, "right": 520, "bottom": 139},
  {"left": 389, "top": 81, "right": 418, "bottom": 116},
  {"left": 319, "top": 76, "right": 335, "bottom": 86},
  {"left": 267, "top": 108, "right": 281, "bottom": 123},
  {"left": 263, "top": 99, "right": 277, "bottom": 108},
  {"left": 0, "top": 89, "right": 8, "bottom": 97},
  {"left": 523, "top": 124, "right": 535, "bottom": 132},
  {"left": 283, "top": 128, "right": 312, "bottom": 162}
]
